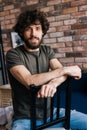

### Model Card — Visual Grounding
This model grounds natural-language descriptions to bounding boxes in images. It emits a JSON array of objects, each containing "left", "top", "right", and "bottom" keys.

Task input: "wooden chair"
[{"left": 30, "top": 77, "right": 71, "bottom": 130}]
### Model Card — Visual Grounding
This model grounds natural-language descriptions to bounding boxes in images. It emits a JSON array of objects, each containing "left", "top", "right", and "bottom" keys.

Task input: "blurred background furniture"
[{"left": 0, "top": 84, "right": 12, "bottom": 130}]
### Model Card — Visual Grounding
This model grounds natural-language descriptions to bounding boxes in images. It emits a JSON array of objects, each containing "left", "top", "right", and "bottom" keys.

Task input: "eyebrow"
[
  {"left": 34, "top": 23, "right": 41, "bottom": 26},
  {"left": 25, "top": 22, "right": 41, "bottom": 29},
  {"left": 33, "top": 20, "right": 41, "bottom": 25}
]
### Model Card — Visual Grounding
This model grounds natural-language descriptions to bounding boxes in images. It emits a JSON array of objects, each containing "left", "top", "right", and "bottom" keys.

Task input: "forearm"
[
  {"left": 10, "top": 65, "right": 66, "bottom": 88},
  {"left": 10, "top": 64, "right": 81, "bottom": 89},
  {"left": 27, "top": 67, "right": 66, "bottom": 87},
  {"left": 47, "top": 75, "right": 67, "bottom": 88},
  {"left": 37, "top": 75, "right": 67, "bottom": 98}
]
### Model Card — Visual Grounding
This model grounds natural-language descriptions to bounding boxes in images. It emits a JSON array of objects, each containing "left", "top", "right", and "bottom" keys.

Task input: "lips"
[
  {"left": 30, "top": 38, "right": 38, "bottom": 42},
  {"left": 29, "top": 36, "right": 39, "bottom": 40}
]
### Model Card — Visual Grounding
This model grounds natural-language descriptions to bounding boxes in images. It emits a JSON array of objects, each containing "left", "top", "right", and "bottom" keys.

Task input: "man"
[{"left": 6, "top": 9, "right": 87, "bottom": 130}]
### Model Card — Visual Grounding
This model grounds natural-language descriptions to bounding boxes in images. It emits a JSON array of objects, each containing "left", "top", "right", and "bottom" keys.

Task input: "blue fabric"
[
  {"left": 71, "top": 73, "right": 87, "bottom": 92},
  {"left": 70, "top": 73, "right": 87, "bottom": 114},
  {"left": 12, "top": 108, "right": 87, "bottom": 130},
  {"left": 54, "top": 73, "right": 87, "bottom": 114}
]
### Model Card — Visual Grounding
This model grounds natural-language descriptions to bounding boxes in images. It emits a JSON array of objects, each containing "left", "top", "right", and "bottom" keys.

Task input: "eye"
[
  {"left": 36, "top": 26, "right": 41, "bottom": 31},
  {"left": 25, "top": 27, "right": 31, "bottom": 32}
]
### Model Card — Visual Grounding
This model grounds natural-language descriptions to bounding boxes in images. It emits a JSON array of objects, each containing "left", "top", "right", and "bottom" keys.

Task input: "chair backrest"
[{"left": 30, "top": 78, "right": 71, "bottom": 130}]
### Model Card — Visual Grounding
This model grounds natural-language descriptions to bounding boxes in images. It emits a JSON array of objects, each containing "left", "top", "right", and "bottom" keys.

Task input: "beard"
[{"left": 23, "top": 36, "right": 42, "bottom": 49}]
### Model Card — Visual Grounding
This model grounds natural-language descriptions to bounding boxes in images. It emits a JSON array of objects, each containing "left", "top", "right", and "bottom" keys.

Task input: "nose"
[{"left": 31, "top": 28, "right": 36, "bottom": 36}]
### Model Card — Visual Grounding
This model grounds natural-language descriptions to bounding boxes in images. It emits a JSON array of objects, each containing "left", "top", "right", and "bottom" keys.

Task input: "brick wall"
[{"left": 0, "top": 0, "right": 87, "bottom": 72}]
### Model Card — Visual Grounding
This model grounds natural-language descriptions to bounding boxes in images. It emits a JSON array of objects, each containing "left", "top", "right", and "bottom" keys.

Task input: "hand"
[
  {"left": 37, "top": 83, "right": 57, "bottom": 98},
  {"left": 64, "top": 65, "right": 81, "bottom": 79}
]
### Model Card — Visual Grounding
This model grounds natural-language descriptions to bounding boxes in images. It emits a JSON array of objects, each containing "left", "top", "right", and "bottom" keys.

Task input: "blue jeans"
[{"left": 12, "top": 108, "right": 87, "bottom": 130}]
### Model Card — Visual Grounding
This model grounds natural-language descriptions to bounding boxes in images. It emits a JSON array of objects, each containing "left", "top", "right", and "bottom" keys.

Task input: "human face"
[{"left": 23, "top": 21, "right": 43, "bottom": 50}]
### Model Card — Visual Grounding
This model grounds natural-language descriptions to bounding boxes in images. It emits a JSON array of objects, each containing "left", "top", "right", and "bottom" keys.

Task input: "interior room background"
[{"left": 0, "top": 0, "right": 87, "bottom": 85}]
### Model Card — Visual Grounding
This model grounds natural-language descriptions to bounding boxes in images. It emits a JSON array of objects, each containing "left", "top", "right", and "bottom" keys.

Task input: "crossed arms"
[{"left": 9, "top": 58, "right": 81, "bottom": 98}]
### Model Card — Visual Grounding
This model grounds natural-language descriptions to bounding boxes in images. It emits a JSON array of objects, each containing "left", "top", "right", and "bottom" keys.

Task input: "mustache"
[{"left": 28, "top": 36, "right": 39, "bottom": 40}]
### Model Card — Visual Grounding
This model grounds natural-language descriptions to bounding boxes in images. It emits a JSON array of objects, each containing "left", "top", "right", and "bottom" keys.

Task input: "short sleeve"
[
  {"left": 6, "top": 49, "right": 23, "bottom": 70},
  {"left": 46, "top": 46, "right": 56, "bottom": 60}
]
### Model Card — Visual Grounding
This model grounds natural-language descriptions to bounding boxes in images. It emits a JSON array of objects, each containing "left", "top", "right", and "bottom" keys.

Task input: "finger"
[
  {"left": 47, "top": 86, "right": 56, "bottom": 97},
  {"left": 51, "top": 88, "right": 57, "bottom": 97},
  {"left": 44, "top": 85, "right": 50, "bottom": 97},
  {"left": 74, "top": 75, "right": 81, "bottom": 80},
  {"left": 40, "top": 86, "right": 45, "bottom": 97},
  {"left": 37, "top": 91, "right": 41, "bottom": 98}
]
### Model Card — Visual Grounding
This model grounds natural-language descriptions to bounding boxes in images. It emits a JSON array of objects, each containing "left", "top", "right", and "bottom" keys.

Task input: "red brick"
[
  {"left": 73, "top": 34, "right": 87, "bottom": 41},
  {"left": 50, "top": 21, "right": 63, "bottom": 27},
  {"left": 64, "top": 19, "right": 77, "bottom": 25},
  {"left": 66, "top": 52, "right": 82, "bottom": 57},
  {"left": 4, "top": 20, "right": 11, "bottom": 24},
  {"left": 11, "top": 19, "right": 16, "bottom": 24},
  {"left": 48, "top": 27, "right": 56, "bottom": 33},
  {"left": 10, "top": 8, "right": 21, "bottom": 14},
  {"left": 55, "top": 53, "right": 65, "bottom": 58},
  {"left": 58, "top": 47, "right": 73, "bottom": 53},
  {"left": 43, "top": 38, "right": 56, "bottom": 44},
  {"left": 76, "top": 29, "right": 87, "bottom": 35},
  {"left": 26, "top": 0, "right": 39, "bottom": 5},
  {"left": 82, "top": 40, "right": 87, "bottom": 47},
  {"left": 0, "top": 11, "right": 9, "bottom": 16},
  {"left": 49, "top": 32, "right": 64, "bottom": 38},
  {"left": 75, "top": 57, "right": 87, "bottom": 63},
  {"left": 5, "top": 14, "right": 15, "bottom": 20},
  {"left": 82, "top": 40, "right": 87, "bottom": 45},
  {"left": 47, "top": 0, "right": 61, "bottom": 6},
  {"left": 82, "top": 52, "right": 87, "bottom": 57},
  {"left": 73, "top": 46, "right": 84, "bottom": 52},
  {"left": 46, "top": 43, "right": 65, "bottom": 48},
  {"left": 62, "top": 0, "right": 72, "bottom": 2},
  {"left": 63, "top": 7, "right": 78, "bottom": 14},
  {"left": 4, "top": 5, "right": 14, "bottom": 10},
  {"left": 5, "top": 24, "right": 14, "bottom": 29},
  {"left": 57, "top": 25, "right": 71, "bottom": 31},
  {"left": 0, "top": 12, "right": 5, "bottom": 17},
  {"left": 65, "top": 42, "right": 72, "bottom": 47},
  {"left": 73, "top": 41, "right": 82, "bottom": 46},
  {"left": 71, "top": 0, "right": 87, "bottom": 7},
  {"left": 0, "top": 16, "right": 4, "bottom": 21},
  {"left": 83, "top": 46, "right": 87, "bottom": 51},
  {"left": 60, "top": 57, "right": 74, "bottom": 63},
  {"left": 71, "top": 12, "right": 86, "bottom": 18},
  {"left": 79, "top": 5, "right": 87, "bottom": 11},
  {"left": 47, "top": 17, "right": 55, "bottom": 22},
  {"left": 41, "top": 6, "right": 54, "bottom": 12},
  {"left": 58, "top": 36, "right": 72, "bottom": 42},
  {"left": 71, "top": 24, "right": 87, "bottom": 30},
  {"left": 55, "top": 14, "right": 70, "bottom": 21}
]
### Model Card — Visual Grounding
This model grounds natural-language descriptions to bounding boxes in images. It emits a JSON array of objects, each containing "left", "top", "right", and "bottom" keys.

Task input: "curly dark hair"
[{"left": 13, "top": 9, "right": 49, "bottom": 40}]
